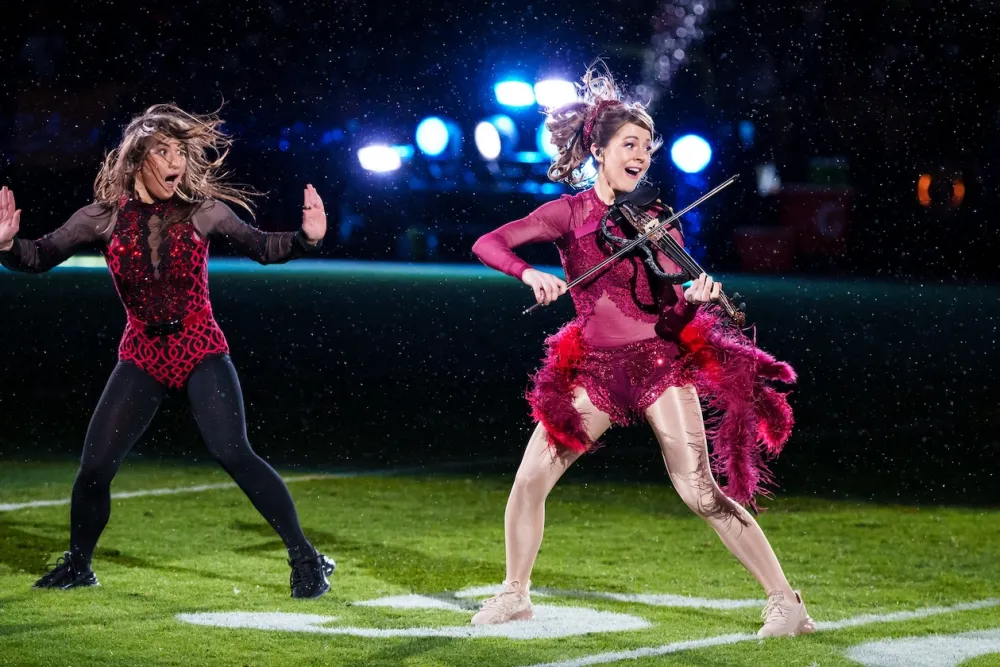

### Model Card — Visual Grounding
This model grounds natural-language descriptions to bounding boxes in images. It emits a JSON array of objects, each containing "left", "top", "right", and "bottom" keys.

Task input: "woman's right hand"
[
  {"left": 0, "top": 187, "right": 22, "bottom": 251},
  {"left": 521, "top": 268, "right": 568, "bottom": 306}
]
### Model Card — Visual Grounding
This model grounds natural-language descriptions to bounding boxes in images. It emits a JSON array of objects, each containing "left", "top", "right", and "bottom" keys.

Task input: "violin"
[
  {"left": 523, "top": 175, "right": 743, "bottom": 324},
  {"left": 607, "top": 185, "right": 747, "bottom": 327}
]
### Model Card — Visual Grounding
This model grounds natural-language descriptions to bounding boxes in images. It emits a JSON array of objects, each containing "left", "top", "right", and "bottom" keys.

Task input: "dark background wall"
[
  {"left": 1, "top": 0, "right": 998, "bottom": 507},
  {"left": 2, "top": 267, "right": 997, "bottom": 506}
]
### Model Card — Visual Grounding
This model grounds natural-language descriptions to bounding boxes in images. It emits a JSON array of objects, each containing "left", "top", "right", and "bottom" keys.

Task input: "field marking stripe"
[
  {"left": 455, "top": 585, "right": 759, "bottom": 610},
  {"left": 0, "top": 474, "right": 339, "bottom": 512},
  {"left": 0, "top": 460, "right": 508, "bottom": 513},
  {"left": 522, "top": 598, "right": 1000, "bottom": 667},
  {"left": 816, "top": 598, "right": 1000, "bottom": 631}
]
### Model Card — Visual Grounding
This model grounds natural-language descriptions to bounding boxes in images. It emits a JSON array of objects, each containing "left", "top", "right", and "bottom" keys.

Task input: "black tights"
[{"left": 69, "top": 355, "right": 314, "bottom": 563}]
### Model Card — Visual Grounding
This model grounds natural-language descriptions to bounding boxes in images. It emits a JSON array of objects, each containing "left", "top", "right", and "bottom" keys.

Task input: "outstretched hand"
[
  {"left": 301, "top": 184, "right": 326, "bottom": 245},
  {"left": 0, "top": 186, "right": 22, "bottom": 251}
]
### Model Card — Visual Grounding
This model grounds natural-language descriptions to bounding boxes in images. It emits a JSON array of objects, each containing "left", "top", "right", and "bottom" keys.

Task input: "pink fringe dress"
[{"left": 472, "top": 187, "right": 796, "bottom": 506}]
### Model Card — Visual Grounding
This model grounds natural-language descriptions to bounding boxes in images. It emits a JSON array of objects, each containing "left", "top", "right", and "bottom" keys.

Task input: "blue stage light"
[
  {"left": 670, "top": 134, "right": 712, "bottom": 174},
  {"left": 475, "top": 115, "right": 518, "bottom": 160},
  {"left": 357, "top": 145, "right": 402, "bottom": 173},
  {"left": 474, "top": 122, "right": 501, "bottom": 160},
  {"left": 415, "top": 117, "right": 450, "bottom": 157},
  {"left": 494, "top": 80, "right": 535, "bottom": 107},
  {"left": 534, "top": 79, "right": 576, "bottom": 108}
]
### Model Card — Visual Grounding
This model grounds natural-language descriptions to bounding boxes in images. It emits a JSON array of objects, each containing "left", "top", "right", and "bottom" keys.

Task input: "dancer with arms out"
[
  {"left": 470, "top": 67, "right": 813, "bottom": 637},
  {"left": 0, "top": 104, "right": 335, "bottom": 598}
]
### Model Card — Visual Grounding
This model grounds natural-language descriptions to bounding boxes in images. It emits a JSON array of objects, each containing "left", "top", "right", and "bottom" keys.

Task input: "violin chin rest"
[{"left": 615, "top": 185, "right": 660, "bottom": 208}]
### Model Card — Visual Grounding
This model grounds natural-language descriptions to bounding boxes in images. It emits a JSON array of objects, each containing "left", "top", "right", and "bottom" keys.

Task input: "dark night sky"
[
  {"left": 1, "top": 0, "right": 998, "bottom": 279},
  {"left": 2, "top": 0, "right": 996, "bottom": 169}
]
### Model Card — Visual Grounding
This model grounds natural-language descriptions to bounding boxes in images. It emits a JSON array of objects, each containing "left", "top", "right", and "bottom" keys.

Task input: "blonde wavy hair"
[
  {"left": 544, "top": 62, "right": 662, "bottom": 186},
  {"left": 94, "top": 104, "right": 258, "bottom": 225}
]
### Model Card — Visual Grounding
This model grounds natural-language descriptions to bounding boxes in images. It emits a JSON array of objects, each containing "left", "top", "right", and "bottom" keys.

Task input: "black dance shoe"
[
  {"left": 33, "top": 551, "right": 99, "bottom": 589},
  {"left": 289, "top": 551, "right": 336, "bottom": 599}
]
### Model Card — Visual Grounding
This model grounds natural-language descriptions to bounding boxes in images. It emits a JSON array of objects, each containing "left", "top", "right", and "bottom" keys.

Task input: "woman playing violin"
[{"left": 470, "top": 64, "right": 813, "bottom": 637}]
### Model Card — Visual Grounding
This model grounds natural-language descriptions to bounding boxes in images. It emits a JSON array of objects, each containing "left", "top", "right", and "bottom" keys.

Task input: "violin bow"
[{"left": 523, "top": 174, "right": 738, "bottom": 315}]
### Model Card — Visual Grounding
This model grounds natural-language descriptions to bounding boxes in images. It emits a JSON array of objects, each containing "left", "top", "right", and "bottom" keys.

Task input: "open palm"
[
  {"left": 301, "top": 184, "right": 326, "bottom": 244},
  {"left": 0, "top": 187, "right": 22, "bottom": 250}
]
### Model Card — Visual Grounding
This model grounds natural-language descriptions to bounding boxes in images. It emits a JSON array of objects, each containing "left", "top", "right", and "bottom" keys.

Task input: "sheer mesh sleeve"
[
  {"left": 471, "top": 196, "right": 574, "bottom": 279},
  {"left": 0, "top": 204, "right": 112, "bottom": 273},
  {"left": 192, "top": 199, "right": 320, "bottom": 265}
]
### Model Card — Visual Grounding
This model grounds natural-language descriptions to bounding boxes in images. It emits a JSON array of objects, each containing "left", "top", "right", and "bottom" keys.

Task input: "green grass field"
[{"left": 1, "top": 461, "right": 999, "bottom": 666}]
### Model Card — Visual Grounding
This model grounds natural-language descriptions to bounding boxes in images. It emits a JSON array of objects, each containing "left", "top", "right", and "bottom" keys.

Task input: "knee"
[
  {"left": 510, "top": 469, "right": 551, "bottom": 506},
  {"left": 674, "top": 479, "right": 734, "bottom": 520},
  {"left": 211, "top": 443, "right": 256, "bottom": 472},
  {"left": 673, "top": 480, "right": 707, "bottom": 515},
  {"left": 74, "top": 459, "right": 116, "bottom": 493}
]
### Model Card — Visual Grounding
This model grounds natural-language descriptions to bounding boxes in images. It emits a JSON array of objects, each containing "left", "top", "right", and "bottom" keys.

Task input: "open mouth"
[
  {"left": 624, "top": 166, "right": 642, "bottom": 178},
  {"left": 163, "top": 174, "right": 180, "bottom": 187}
]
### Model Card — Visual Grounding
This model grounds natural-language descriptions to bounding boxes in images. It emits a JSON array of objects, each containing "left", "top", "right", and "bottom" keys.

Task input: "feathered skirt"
[{"left": 526, "top": 309, "right": 796, "bottom": 506}]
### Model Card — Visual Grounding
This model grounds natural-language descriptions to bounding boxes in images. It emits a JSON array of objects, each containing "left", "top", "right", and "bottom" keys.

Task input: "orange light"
[
  {"left": 917, "top": 174, "right": 932, "bottom": 207},
  {"left": 952, "top": 178, "right": 965, "bottom": 207}
]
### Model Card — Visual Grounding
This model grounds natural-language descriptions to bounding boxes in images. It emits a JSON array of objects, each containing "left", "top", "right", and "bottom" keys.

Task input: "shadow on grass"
[
  {"left": 0, "top": 518, "right": 287, "bottom": 595},
  {"left": 228, "top": 520, "right": 504, "bottom": 593}
]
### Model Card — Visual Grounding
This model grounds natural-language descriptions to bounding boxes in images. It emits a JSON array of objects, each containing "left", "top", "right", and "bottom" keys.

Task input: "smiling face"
[
  {"left": 136, "top": 135, "right": 188, "bottom": 201},
  {"left": 593, "top": 122, "right": 653, "bottom": 195}
]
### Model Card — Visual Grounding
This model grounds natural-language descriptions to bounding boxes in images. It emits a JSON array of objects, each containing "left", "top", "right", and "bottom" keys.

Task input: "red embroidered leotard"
[
  {"left": 0, "top": 198, "right": 317, "bottom": 389},
  {"left": 472, "top": 187, "right": 694, "bottom": 345}
]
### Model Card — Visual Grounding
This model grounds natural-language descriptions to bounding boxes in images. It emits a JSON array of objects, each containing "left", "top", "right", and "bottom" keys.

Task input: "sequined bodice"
[
  {"left": 556, "top": 192, "right": 662, "bottom": 343},
  {"left": 102, "top": 199, "right": 210, "bottom": 324},
  {"left": 472, "top": 187, "right": 693, "bottom": 347}
]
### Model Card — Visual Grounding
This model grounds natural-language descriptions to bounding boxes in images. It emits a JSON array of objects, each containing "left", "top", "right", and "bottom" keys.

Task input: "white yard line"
[
  {"left": 0, "top": 474, "right": 338, "bottom": 512},
  {"left": 522, "top": 598, "right": 1000, "bottom": 667},
  {"left": 846, "top": 629, "right": 1000, "bottom": 667},
  {"left": 815, "top": 599, "right": 1000, "bottom": 631},
  {"left": 455, "top": 585, "right": 759, "bottom": 610},
  {"left": 177, "top": 605, "right": 652, "bottom": 640},
  {"left": 0, "top": 460, "right": 501, "bottom": 513}
]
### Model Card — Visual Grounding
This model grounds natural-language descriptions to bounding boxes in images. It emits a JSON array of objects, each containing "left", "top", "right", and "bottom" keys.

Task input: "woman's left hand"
[
  {"left": 301, "top": 184, "right": 327, "bottom": 245},
  {"left": 684, "top": 273, "right": 721, "bottom": 304}
]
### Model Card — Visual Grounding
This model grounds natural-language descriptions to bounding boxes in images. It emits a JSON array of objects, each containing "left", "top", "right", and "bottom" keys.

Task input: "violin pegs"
[
  {"left": 739, "top": 303, "right": 746, "bottom": 312},
  {"left": 733, "top": 292, "right": 742, "bottom": 300}
]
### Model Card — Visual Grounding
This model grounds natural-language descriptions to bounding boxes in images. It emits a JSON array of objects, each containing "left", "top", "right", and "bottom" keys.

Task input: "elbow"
[
  {"left": 259, "top": 251, "right": 299, "bottom": 266},
  {"left": 0, "top": 261, "right": 46, "bottom": 274},
  {"left": 253, "top": 244, "right": 283, "bottom": 266},
  {"left": 26, "top": 261, "right": 55, "bottom": 273},
  {"left": 471, "top": 234, "right": 492, "bottom": 263}
]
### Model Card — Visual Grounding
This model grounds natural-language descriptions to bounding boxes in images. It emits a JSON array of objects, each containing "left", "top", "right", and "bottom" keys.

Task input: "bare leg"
[
  {"left": 504, "top": 388, "right": 612, "bottom": 585},
  {"left": 645, "top": 385, "right": 795, "bottom": 599}
]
